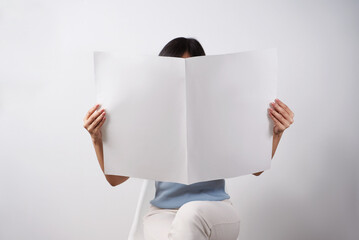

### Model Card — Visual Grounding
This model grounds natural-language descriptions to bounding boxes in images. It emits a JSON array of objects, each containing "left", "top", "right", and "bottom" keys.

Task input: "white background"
[{"left": 0, "top": 0, "right": 358, "bottom": 239}]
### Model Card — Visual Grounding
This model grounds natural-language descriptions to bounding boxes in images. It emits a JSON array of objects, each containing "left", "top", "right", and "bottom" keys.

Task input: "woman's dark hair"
[{"left": 159, "top": 37, "right": 206, "bottom": 57}]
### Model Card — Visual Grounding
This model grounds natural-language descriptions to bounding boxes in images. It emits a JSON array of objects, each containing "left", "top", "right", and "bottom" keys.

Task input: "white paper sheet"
[{"left": 93, "top": 48, "right": 277, "bottom": 184}]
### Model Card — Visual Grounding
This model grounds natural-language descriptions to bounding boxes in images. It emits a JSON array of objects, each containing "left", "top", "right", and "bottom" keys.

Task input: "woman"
[{"left": 83, "top": 37, "right": 295, "bottom": 240}]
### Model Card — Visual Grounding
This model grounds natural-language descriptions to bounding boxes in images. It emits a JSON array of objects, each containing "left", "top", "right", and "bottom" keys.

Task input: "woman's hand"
[
  {"left": 268, "top": 98, "right": 294, "bottom": 136},
  {"left": 252, "top": 99, "right": 294, "bottom": 177},
  {"left": 83, "top": 104, "right": 106, "bottom": 141}
]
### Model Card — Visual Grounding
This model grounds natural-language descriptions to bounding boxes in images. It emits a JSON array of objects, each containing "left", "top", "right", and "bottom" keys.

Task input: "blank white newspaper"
[{"left": 93, "top": 48, "right": 278, "bottom": 184}]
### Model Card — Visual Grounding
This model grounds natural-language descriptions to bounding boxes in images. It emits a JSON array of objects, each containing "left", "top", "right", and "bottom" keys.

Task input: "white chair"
[
  {"left": 128, "top": 179, "right": 156, "bottom": 240},
  {"left": 127, "top": 179, "right": 237, "bottom": 240}
]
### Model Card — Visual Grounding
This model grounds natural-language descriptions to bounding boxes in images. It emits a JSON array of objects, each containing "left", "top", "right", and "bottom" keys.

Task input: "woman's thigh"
[
  {"left": 143, "top": 199, "right": 240, "bottom": 240},
  {"left": 143, "top": 205, "right": 178, "bottom": 240},
  {"left": 169, "top": 199, "right": 240, "bottom": 240}
]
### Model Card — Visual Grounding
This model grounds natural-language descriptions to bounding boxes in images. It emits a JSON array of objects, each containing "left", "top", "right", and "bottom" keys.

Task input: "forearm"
[
  {"left": 91, "top": 137, "right": 129, "bottom": 186},
  {"left": 92, "top": 137, "right": 106, "bottom": 172},
  {"left": 252, "top": 132, "right": 283, "bottom": 176},
  {"left": 272, "top": 132, "right": 283, "bottom": 159}
]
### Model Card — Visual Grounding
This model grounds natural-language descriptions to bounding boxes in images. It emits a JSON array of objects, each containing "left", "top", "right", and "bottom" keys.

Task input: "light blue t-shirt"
[{"left": 150, "top": 179, "right": 230, "bottom": 209}]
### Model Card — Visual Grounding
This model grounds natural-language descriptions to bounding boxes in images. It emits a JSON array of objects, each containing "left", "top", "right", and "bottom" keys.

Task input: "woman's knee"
[
  {"left": 178, "top": 200, "right": 240, "bottom": 225},
  {"left": 169, "top": 200, "right": 240, "bottom": 240},
  {"left": 169, "top": 201, "right": 212, "bottom": 239},
  {"left": 175, "top": 201, "right": 208, "bottom": 223}
]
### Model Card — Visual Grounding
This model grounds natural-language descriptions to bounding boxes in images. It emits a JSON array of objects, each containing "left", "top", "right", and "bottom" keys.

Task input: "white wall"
[{"left": 1, "top": 0, "right": 358, "bottom": 239}]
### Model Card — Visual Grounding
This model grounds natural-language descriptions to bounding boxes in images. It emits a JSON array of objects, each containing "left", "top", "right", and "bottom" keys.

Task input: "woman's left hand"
[
  {"left": 268, "top": 98, "right": 294, "bottom": 135},
  {"left": 253, "top": 98, "right": 294, "bottom": 177}
]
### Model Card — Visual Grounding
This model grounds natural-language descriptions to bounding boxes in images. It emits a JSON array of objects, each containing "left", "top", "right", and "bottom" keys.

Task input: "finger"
[
  {"left": 271, "top": 102, "right": 293, "bottom": 125},
  {"left": 84, "top": 107, "right": 105, "bottom": 128},
  {"left": 275, "top": 99, "right": 294, "bottom": 118},
  {"left": 268, "top": 108, "right": 287, "bottom": 129},
  {"left": 94, "top": 115, "right": 106, "bottom": 131},
  {"left": 269, "top": 111, "right": 286, "bottom": 133},
  {"left": 88, "top": 111, "right": 106, "bottom": 132},
  {"left": 84, "top": 104, "right": 99, "bottom": 121}
]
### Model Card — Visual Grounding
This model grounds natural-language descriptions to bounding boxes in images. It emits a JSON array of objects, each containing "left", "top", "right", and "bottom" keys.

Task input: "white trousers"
[{"left": 142, "top": 199, "right": 240, "bottom": 240}]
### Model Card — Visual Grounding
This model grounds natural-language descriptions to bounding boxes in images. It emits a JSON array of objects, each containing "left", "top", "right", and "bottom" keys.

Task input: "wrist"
[
  {"left": 274, "top": 131, "right": 283, "bottom": 138},
  {"left": 91, "top": 135, "right": 102, "bottom": 144}
]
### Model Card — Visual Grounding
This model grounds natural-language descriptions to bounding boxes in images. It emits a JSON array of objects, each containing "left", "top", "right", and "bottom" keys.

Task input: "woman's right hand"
[{"left": 83, "top": 104, "right": 106, "bottom": 141}]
